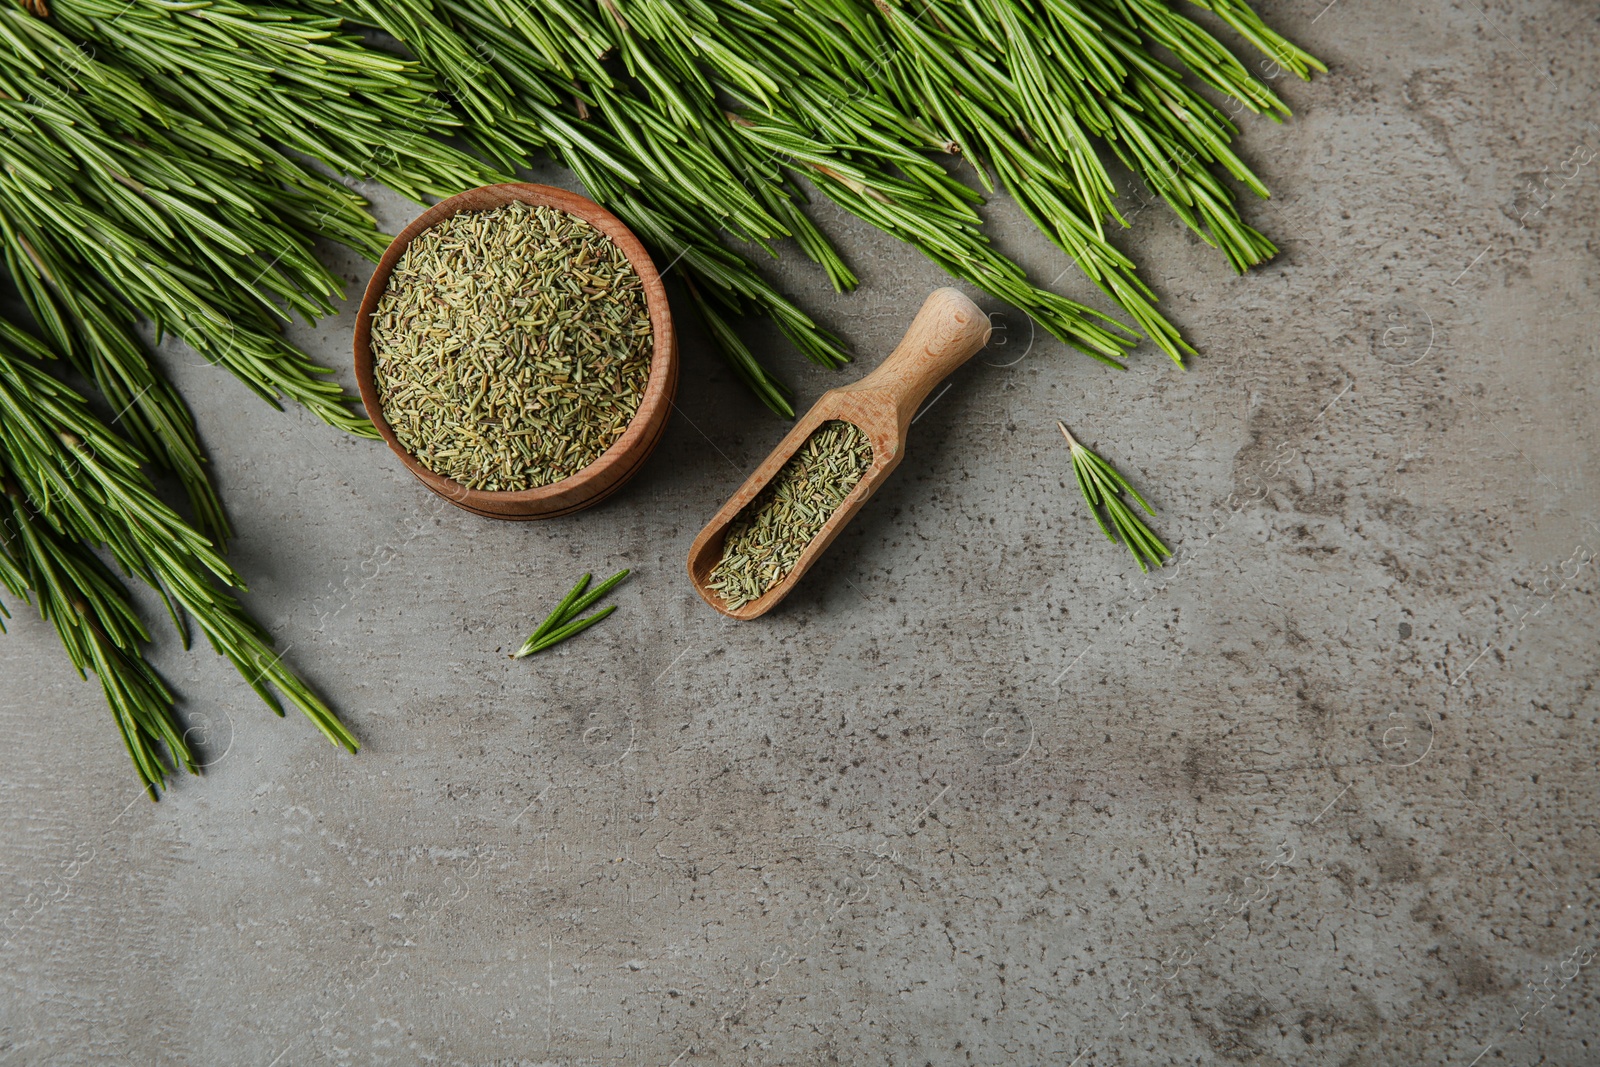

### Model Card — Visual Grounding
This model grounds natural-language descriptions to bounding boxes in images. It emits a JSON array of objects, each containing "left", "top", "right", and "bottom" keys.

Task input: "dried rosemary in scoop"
[
  {"left": 370, "top": 202, "right": 652, "bottom": 491},
  {"left": 708, "top": 420, "right": 873, "bottom": 609}
]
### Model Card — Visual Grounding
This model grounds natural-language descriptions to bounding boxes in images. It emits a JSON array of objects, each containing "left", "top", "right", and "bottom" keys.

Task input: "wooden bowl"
[{"left": 353, "top": 183, "right": 677, "bottom": 520}]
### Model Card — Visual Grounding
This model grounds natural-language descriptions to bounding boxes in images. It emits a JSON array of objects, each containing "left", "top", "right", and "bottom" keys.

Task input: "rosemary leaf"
[
  {"left": 1059, "top": 420, "right": 1172, "bottom": 573},
  {"left": 513, "top": 569, "right": 628, "bottom": 658}
]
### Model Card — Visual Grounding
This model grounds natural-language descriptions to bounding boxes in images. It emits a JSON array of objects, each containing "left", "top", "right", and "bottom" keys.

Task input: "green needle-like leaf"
[
  {"left": 1059, "top": 420, "right": 1172, "bottom": 573},
  {"left": 523, "top": 572, "right": 592, "bottom": 652},
  {"left": 524, "top": 604, "right": 618, "bottom": 656},
  {"left": 513, "top": 569, "right": 629, "bottom": 658},
  {"left": 0, "top": 319, "right": 356, "bottom": 791}
]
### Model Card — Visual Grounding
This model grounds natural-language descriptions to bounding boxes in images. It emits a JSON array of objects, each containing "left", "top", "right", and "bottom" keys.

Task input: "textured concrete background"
[{"left": 2, "top": 2, "right": 1598, "bottom": 1064}]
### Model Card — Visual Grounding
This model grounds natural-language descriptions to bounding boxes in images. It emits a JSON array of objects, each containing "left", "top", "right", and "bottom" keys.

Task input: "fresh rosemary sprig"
[
  {"left": 37, "top": 0, "right": 495, "bottom": 202},
  {"left": 1058, "top": 421, "right": 1172, "bottom": 573},
  {"left": 0, "top": 318, "right": 356, "bottom": 794},
  {"left": 514, "top": 569, "right": 629, "bottom": 658},
  {"left": 21, "top": 0, "right": 1321, "bottom": 405},
  {"left": 0, "top": 475, "right": 191, "bottom": 796},
  {"left": 0, "top": 7, "right": 388, "bottom": 791},
  {"left": 0, "top": 11, "right": 375, "bottom": 437}
]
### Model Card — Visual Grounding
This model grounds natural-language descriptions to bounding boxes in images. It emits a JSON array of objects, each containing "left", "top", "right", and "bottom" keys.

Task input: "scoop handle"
[{"left": 846, "top": 287, "right": 992, "bottom": 424}]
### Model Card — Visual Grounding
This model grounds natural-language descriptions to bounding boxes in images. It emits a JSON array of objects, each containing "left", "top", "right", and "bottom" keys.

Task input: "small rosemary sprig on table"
[
  {"left": 1058, "top": 421, "right": 1172, "bottom": 574},
  {"left": 513, "top": 569, "right": 629, "bottom": 658}
]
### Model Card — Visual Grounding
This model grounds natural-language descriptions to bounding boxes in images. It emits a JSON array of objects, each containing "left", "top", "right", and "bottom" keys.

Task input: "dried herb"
[
  {"left": 1058, "top": 421, "right": 1171, "bottom": 573},
  {"left": 709, "top": 421, "right": 873, "bottom": 609},
  {"left": 514, "top": 568, "right": 629, "bottom": 657},
  {"left": 371, "top": 202, "right": 653, "bottom": 491}
]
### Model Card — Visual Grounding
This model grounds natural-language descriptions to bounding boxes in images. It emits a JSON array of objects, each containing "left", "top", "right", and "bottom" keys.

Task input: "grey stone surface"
[{"left": 2, "top": 2, "right": 1598, "bottom": 1063}]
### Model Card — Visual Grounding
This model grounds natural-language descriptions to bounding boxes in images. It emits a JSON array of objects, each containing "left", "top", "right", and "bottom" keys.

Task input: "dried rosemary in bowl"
[
  {"left": 708, "top": 420, "right": 873, "bottom": 609},
  {"left": 370, "top": 202, "right": 652, "bottom": 492}
]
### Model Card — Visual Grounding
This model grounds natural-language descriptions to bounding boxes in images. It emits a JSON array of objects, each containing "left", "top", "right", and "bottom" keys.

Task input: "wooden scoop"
[{"left": 688, "top": 287, "right": 992, "bottom": 619}]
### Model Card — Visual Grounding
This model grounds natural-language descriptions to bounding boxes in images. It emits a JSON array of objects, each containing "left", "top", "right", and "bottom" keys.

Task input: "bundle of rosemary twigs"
[
  {"left": 0, "top": 5, "right": 388, "bottom": 795},
  {"left": 0, "top": 0, "right": 1319, "bottom": 793},
  {"left": 0, "top": 319, "right": 356, "bottom": 795},
  {"left": 321, "top": 0, "right": 1321, "bottom": 377}
]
